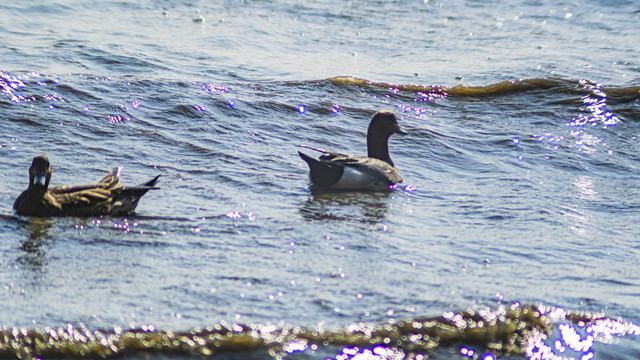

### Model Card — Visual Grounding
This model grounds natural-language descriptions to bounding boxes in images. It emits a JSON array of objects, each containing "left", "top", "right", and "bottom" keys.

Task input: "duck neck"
[
  {"left": 367, "top": 133, "right": 394, "bottom": 167},
  {"left": 27, "top": 184, "right": 48, "bottom": 198}
]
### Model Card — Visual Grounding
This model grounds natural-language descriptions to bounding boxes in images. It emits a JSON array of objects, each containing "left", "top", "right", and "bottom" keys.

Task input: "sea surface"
[{"left": 1, "top": 1, "right": 640, "bottom": 359}]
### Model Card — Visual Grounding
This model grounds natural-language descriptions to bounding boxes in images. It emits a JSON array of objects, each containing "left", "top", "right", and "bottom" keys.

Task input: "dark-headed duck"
[
  {"left": 14, "top": 154, "right": 159, "bottom": 217},
  {"left": 298, "top": 110, "right": 407, "bottom": 192}
]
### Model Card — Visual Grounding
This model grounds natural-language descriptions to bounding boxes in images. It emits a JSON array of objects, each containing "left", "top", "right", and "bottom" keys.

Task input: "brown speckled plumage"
[{"left": 14, "top": 155, "right": 159, "bottom": 217}]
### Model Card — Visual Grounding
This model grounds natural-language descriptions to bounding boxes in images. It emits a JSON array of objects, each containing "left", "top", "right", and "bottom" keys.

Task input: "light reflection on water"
[
  {"left": 573, "top": 176, "right": 597, "bottom": 201},
  {"left": 337, "top": 346, "right": 406, "bottom": 360},
  {"left": 525, "top": 315, "right": 640, "bottom": 360}
]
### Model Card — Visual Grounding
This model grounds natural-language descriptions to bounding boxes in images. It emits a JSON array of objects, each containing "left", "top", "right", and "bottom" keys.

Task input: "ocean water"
[{"left": 1, "top": 0, "right": 640, "bottom": 359}]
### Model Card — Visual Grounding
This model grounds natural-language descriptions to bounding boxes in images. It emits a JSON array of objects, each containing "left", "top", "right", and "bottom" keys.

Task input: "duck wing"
[
  {"left": 326, "top": 154, "right": 404, "bottom": 185},
  {"left": 48, "top": 167, "right": 122, "bottom": 195},
  {"left": 47, "top": 169, "right": 159, "bottom": 216},
  {"left": 47, "top": 185, "right": 114, "bottom": 216}
]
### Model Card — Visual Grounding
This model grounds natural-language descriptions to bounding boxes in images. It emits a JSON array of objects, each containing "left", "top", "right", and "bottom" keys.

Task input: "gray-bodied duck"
[
  {"left": 14, "top": 154, "right": 159, "bottom": 217},
  {"left": 298, "top": 110, "right": 407, "bottom": 192}
]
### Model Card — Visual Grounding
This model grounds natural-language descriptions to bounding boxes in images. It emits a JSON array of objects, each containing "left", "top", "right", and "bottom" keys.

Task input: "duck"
[
  {"left": 298, "top": 110, "right": 407, "bottom": 192},
  {"left": 14, "top": 154, "right": 160, "bottom": 217}
]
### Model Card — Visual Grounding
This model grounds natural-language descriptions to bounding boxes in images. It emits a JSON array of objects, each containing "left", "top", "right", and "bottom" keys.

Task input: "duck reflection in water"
[
  {"left": 24, "top": 217, "right": 52, "bottom": 243},
  {"left": 17, "top": 217, "right": 53, "bottom": 271},
  {"left": 299, "top": 192, "right": 392, "bottom": 224}
]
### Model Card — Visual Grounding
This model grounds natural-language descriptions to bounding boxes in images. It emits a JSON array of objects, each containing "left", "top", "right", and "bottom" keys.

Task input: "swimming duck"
[
  {"left": 298, "top": 110, "right": 407, "bottom": 191},
  {"left": 14, "top": 154, "right": 160, "bottom": 217}
]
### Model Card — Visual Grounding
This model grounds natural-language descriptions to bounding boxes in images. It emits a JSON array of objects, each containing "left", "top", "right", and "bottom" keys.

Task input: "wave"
[
  {"left": 0, "top": 304, "right": 636, "bottom": 359},
  {"left": 324, "top": 76, "right": 640, "bottom": 100},
  {"left": 4, "top": 70, "right": 637, "bottom": 107}
]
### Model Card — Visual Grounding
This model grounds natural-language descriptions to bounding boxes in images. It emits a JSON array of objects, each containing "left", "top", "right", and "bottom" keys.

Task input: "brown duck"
[
  {"left": 14, "top": 154, "right": 159, "bottom": 217},
  {"left": 298, "top": 110, "right": 407, "bottom": 191}
]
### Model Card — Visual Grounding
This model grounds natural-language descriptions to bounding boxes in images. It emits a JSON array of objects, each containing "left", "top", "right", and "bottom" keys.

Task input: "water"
[{"left": 1, "top": 0, "right": 640, "bottom": 359}]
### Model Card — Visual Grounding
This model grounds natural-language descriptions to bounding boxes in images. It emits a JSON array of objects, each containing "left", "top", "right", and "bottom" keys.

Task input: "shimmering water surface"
[{"left": 1, "top": 1, "right": 640, "bottom": 359}]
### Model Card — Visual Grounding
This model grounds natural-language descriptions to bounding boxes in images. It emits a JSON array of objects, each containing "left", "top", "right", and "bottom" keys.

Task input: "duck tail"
[
  {"left": 138, "top": 174, "right": 160, "bottom": 187},
  {"left": 298, "top": 151, "right": 343, "bottom": 188},
  {"left": 298, "top": 150, "right": 317, "bottom": 165},
  {"left": 110, "top": 175, "right": 160, "bottom": 216}
]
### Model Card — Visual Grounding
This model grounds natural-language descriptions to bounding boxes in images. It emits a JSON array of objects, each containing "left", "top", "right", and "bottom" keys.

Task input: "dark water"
[{"left": 1, "top": 1, "right": 640, "bottom": 359}]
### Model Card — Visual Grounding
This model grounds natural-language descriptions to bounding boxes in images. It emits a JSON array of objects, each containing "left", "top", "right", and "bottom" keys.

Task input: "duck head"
[
  {"left": 28, "top": 154, "right": 52, "bottom": 191},
  {"left": 368, "top": 110, "right": 408, "bottom": 138},
  {"left": 366, "top": 110, "right": 407, "bottom": 166}
]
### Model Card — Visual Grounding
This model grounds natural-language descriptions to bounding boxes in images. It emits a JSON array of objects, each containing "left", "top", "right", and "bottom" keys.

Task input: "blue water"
[{"left": 1, "top": 1, "right": 640, "bottom": 359}]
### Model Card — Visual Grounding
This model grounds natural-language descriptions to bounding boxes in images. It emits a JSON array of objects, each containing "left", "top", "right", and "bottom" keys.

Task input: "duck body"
[
  {"left": 298, "top": 148, "right": 402, "bottom": 191},
  {"left": 298, "top": 110, "right": 407, "bottom": 192},
  {"left": 14, "top": 155, "right": 159, "bottom": 217}
]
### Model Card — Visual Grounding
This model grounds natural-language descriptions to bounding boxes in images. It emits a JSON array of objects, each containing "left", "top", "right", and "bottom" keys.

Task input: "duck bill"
[
  {"left": 33, "top": 171, "right": 47, "bottom": 186},
  {"left": 396, "top": 127, "right": 408, "bottom": 135}
]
